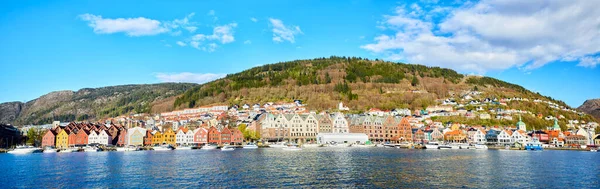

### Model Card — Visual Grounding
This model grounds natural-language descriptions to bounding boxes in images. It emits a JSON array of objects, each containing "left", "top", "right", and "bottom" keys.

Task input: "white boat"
[
  {"left": 352, "top": 144, "right": 375, "bottom": 148},
  {"left": 43, "top": 146, "right": 58, "bottom": 153},
  {"left": 175, "top": 146, "right": 192, "bottom": 150},
  {"left": 450, "top": 143, "right": 468, "bottom": 149},
  {"left": 438, "top": 144, "right": 452, "bottom": 149},
  {"left": 83, "top": 146, "right": 99, "bottom": 152},
  {"left": 590, "top": 149, "right": 597, "bottom": 152},
  {"left": 116, "top": 146, "right": 138, "bottom": 152},
  {"left": 243, "top": 143, "right": 259, "bottom": 149},
  {"left": 8, "top": 146, "right": 41, "bottom": 154},
  {"left": 154, "top": 145, "right": 174, "bottom": 151},
  {"left": 282, "top": 144, "right": 302, "bottom": 151},
  {"left": 269, "top": 142, "right": 287, "bottom": 148},
  {"left": 302, "top": 144, "right": 321, "bottom": 148},
  {"left": 475, "top": 144, "right": 488, "bottom": 150},
  {"left": 59, "top": 148, "right": 76, "bottom": 153},
  {"left": 202, "top": 144, "right": 218, "bottom": 150},
  {"left": 221, "top": 146, "right": 235, "bottom": 151},
  {"left": 425, "top": 142, "right": 440, "bottom": 150}
]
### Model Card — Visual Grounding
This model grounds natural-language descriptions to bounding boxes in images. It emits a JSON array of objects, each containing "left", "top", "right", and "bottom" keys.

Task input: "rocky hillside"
[
  {"left": 174, "top": 56, "right": 568, "bottom": 111},
  {"left": 0, "top": 83, "right": 196, "bottom": 125},
  {"left": 0, "top": 102, "right": 24, "bottom": 125},
  {"left": 578, "top": 99, "right": 600, "bottom": 120}
]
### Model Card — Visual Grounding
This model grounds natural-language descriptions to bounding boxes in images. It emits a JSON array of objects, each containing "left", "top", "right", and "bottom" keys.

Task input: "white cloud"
[
  {"left": 184, "top": 26, "right": 197, "bottom": 33},
  {"left": 78, "top": 14, "right": 168, "bottom": 36},
  {"left": 269, "top": 18, "right": 302, "bottom": 43},
  {"left": 250, "top": 17, "right": 258, "bottom": 22},
  {"left": 176, "top": 41, "right": 187, "bottom": 46},
  {"left": 207, "top": 10, "right": 218, "bottom": 21},
  {"left": 577, "top": 56, "right": 600, "bottom": 68},
  {"left": 156, "top": 72, "right": 226, "bottom": 84},
  {"left": 191, "top": 23, "right": 237, "bottom": 44},
  {"left": 361, "top": 0, "right": 600, "bottom": 73},
  {"left": 79, "top": 13, "right": 199, "bottom": 37},
  {"left": 244, "top": 40, "right": 252, "bottom": 44},
  {"left": 187, "top": 23, "right": 237, "bottom": 52}
]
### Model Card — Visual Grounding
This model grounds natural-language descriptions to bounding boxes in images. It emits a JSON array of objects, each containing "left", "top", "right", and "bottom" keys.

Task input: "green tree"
[
  {"left": 325, "top": 72, "right": 332, "bottom": 84},
  {"left": 411, "top": 76, "right": 419, "bottom": 87},
  {"left": 26, "top": 128, "right": 41, "bottom": 146}
]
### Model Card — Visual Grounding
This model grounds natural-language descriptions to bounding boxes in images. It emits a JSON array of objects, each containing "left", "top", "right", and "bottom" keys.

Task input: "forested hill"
[
  {"left": 174, "top": 56, "right": 566, "bottom": 111},
  {"left": 0, "top": 83, "right": 196, "bottom": 125}
]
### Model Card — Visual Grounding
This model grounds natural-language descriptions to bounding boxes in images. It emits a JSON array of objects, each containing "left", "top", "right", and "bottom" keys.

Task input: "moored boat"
[
  {"left": 59, "top": 148, "right": 76, "bottom": 153},
  {"left": 83, "top": 146, "right": 99, "bottom": 152},
  {"left": 221, "top": 146, "right": 235, "bottom": 151},
  {"left": 202, "top": 144, "right": 218, "bottom": 150},
  {"left": 282, "top": 144, "right": 302, "bottom": 151},
  {"left": 8, "top": 146, "right": 41, "bottom": 154},
  {"left": 525, "top": 137, "right": 543, "bottom": 151},
  {"left": 425, "top": 142, "right": 440, "bottom": 149},
  {"left": 243, "top": 143, "right": 259, "bottom": 149},
  {"left": 474, "top": 144, "right": 488, "bottom": 150},
  {"left": 43, "top": 146, "right": 58, "bottom": 153},
  {"left": 175, "top": 145, "right": 192, "bottom": 150},
  {"left": 302, "top": 143, "right": 320, "bottom": 148},
  {"left": 268, "top": 142, "right": 287, "bottom": 148},
  {"left": 154, "top": 144, "right": 174, "bottom": 151}
]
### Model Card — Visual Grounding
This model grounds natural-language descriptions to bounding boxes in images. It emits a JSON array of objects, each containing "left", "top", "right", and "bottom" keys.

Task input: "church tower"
[{"left": 516, "top": 114, "right": 526, "bottom": 131}]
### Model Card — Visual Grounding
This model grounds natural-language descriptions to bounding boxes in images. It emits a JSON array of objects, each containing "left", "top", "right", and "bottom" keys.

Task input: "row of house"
[{"left": 41, "top": 122, "right": 245, "bottom": 148}]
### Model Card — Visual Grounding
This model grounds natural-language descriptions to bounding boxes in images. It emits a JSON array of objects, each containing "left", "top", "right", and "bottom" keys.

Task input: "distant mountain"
[
  {"left": 0, "top": 83, "right": 196, "bottom": 125},
  {"left": 578, "top": 99, "right": 600, "bottom": 121}
]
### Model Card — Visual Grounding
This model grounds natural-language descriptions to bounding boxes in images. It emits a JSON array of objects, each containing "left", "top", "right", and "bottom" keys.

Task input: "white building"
[
  {"left": 317, "top": 133, "right": 369, "bottom": 145},
  {"left": 472, "top": 130, "right": 487, "bottom": 144},
  {"left": 127, "top": 127, "right": 146, "bottom": 146},
  {"left": 176, "top": 128, "right": 195, "bottom": 146},
  {"left": 332, "top": 113, "right": 349, "bottom": 133},
  {"left": 498, "top": 130, "right": 513, "bottom": 146},
  {"left": 511, "top": 130, "right": 529, "bottom": 145},
  {"left": 88, "top": 130, "right": 112, "bottom": 145}
]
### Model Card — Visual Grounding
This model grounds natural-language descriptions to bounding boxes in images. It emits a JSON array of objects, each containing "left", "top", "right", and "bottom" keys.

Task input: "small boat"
[
  {"left": 282, "top": 144, "right": 302, "bottom": 151},
  {"left": 302, "top": 143, "right": 320, "bottom": 148},
  {"left": 425, "top": 142, "right": 440, "bottom": 150},
  {"left": 474, "top": 144, "right": 488, "bottom": 150},
  {"left": 525, "top": 137, "right": 543, "bottom": 151},
  {"left": 59, "top": 148, "right": 76, "bottom": 153},
  {"left": 116, "top": 146, "right": 139, "bottom": 152},
  {"left": 352, "top": 144, "right": 375, "bottom": 148},
  {"left": 243, "top": 143, "right": 259, "bottom": 149},
  {"left": 591, "top": 149, "right": 597, "bottom": 152},
  {"left": 83, "top": 146, "right": 99, "bottom": 152},
  {"left": 269, "top": 142, "right": 287, "bottom": 148},
  {"left": 43, "top": 146, "right": 58, "bottom": 153},
  {"left": 438, "top": 144, "right": 452, "bottom": 149},
  {"left": 221, "top": 146, "right": 235, "bottom": 151},
  {"left": 175, "top": 145, "right": 192, "bottom": 150},
  {"left": 154, "top": 145, "right": 174, "bottom": 151},
  {"left": 202, "top": 144, "right": 218, "bottom": 150},
  {"left": 449, "top": 143, "right": 468, "bottom": 149},
  {"left": 8, "top": 146, "right": 41, "bottom": 154}
]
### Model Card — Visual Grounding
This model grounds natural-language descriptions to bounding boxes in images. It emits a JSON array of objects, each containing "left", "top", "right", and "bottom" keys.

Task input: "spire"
[{"left": 552, "top": 118, "right": 561, "bottom": 131}]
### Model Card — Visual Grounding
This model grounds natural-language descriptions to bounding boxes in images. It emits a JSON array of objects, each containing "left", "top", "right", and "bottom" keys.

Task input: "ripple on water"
[{"left": 1, "top": 148, "right": 599, "bottom": 188}]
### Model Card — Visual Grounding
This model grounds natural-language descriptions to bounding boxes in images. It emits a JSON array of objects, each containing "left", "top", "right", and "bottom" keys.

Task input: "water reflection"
[{"left": 1, "top": 149, "right": 599, "bottom": 188}]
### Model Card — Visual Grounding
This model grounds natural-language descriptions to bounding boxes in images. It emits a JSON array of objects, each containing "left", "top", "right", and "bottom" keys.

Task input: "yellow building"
[
  {"left": 163, "top": 129, "right": 176, "bottom": 146},
  {"left": 152, "top": 131, "right": 164, "bottom": 145},
  {"left": 55, "top": 129, "right": 69, "bottom": 149}
]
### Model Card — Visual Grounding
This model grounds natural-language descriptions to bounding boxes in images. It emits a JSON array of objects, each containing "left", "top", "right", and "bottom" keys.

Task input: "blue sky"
[{"left": 0, "top": 0, "right": 598, "bottom": 107}]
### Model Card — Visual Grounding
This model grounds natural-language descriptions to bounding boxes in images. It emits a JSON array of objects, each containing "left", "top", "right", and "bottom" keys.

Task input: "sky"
[{"left": 0, "top": 0, "right": 598, "bottom": 107}]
